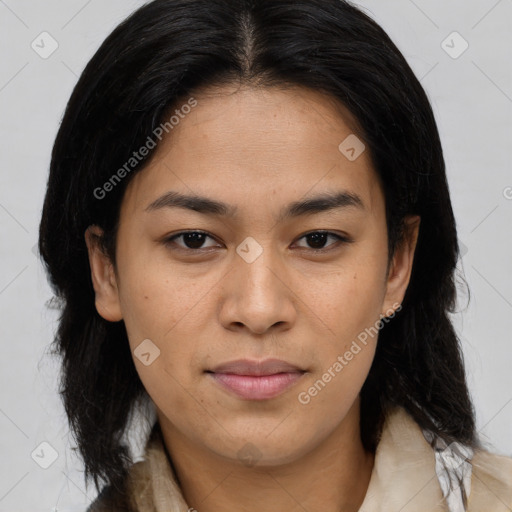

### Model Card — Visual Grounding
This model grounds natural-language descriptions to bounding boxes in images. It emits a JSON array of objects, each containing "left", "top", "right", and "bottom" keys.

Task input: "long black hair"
[{"left": 38, "top": 0, "right": 477, "bottom": 496}]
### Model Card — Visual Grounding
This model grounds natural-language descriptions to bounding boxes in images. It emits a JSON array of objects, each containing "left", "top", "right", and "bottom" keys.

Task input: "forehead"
[{"left": 121, "top": 84, "right": 383, "bottom": 218}]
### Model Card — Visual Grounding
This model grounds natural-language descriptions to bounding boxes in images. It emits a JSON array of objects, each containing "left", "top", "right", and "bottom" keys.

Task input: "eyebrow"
[{"left": 144, "top": 190, "right": 364, "bottom": 221}]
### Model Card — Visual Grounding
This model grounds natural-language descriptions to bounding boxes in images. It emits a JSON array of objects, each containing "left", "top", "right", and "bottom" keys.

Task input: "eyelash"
[{"left": 162, "top": 230, "right": 353, "bottom": 254}]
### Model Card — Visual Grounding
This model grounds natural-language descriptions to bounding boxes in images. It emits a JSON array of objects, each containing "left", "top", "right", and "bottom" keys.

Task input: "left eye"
[
  {"left": 163, "top": 230, "right": 350, "bottom": 252},
  {"left": 294, "top": 231, "right": 350, "bottom": 251}
]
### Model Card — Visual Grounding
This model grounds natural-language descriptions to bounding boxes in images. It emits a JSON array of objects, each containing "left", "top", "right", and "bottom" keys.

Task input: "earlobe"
[
  {"left": 382, "top": 215, "right": 421, "bottom": 316},
  {"left": 84, "top": 225, "right": 123, "bottom": 322}
]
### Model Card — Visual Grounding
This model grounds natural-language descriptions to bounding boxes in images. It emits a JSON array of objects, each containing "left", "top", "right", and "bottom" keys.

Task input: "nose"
[{"left": 218, "top": 241, "right": 297, "bottom": 335}]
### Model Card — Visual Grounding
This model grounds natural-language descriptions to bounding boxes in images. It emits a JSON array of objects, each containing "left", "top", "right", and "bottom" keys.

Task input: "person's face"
[{"left": 86, "top": 84, "right": 419, "bottom": 466}]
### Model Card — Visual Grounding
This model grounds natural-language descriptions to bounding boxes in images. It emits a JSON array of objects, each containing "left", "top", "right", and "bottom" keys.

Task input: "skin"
[{"left": 85, "top": 84, "right": 420, "bottom": 512}]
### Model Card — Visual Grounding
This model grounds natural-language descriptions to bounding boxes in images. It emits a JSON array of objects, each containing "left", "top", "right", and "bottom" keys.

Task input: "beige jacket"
[{"left": 88, "top": 406, "right": 512, "bottom": 511}]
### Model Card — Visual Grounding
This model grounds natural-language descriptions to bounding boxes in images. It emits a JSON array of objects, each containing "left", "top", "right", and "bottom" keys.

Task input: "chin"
[{"left": 210, "top": 425, "right": 318, "bottom": 468}]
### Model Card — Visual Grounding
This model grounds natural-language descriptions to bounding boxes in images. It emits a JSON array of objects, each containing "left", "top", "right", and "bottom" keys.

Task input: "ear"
[
  {"left": 84, "top": 225, "right": 123, "bottom": 322},
  {"left": 382, "top": 215, "right": 421, "bottom": 317}
]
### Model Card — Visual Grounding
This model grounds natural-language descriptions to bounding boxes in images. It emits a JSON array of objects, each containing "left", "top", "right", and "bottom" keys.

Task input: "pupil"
[
  {"left": 184, "top": 232, "right": 205, "bottom": 249},
  {"left": 308, "top": 232, "right": 327, "bottom": 249}
]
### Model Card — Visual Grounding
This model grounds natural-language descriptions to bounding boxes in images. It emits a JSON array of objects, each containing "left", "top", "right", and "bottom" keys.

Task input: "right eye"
[{"left": 162, "top": 230, "right": 222, "bottom": 251}]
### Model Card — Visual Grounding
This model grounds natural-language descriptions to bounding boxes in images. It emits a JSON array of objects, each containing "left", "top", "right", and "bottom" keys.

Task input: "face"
[{"left": 86, "top": 84, "right": 419, "bottom": 467}]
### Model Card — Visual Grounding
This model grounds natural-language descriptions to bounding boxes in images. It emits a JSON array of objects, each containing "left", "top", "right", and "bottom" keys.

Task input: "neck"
[{"left": 158, "top": 400, "right": 374, "bottom": 512}]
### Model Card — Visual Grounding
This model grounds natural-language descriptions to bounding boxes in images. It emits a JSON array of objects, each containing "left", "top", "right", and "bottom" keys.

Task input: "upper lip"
[{"left": 208, "top": 358, "right": 305, "bottom": 376}]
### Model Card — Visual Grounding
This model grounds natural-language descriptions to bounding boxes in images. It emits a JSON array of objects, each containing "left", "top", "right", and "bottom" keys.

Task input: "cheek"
[
  {"left": 315, "top": 280, "right": 381, "bottom": 387},
  {"left": 116, "top": 252, "right": 216, "bottom": 394},
  {"left": 116, "top": 271, "right": 203, "bottom": 421},
  {"left": 116, "top": 248, "right": 205, "bottom": 344},
  {"left": 304, "top": 256, "right": 386, "bottom": 400},
  {"left": 311, "top": 264, "right": 387, "bottom": 340}
]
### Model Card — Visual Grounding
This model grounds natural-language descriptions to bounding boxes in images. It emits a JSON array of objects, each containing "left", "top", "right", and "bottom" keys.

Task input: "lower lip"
[{"left": 209, "top": 372, "right": 305, "bottom": 400}]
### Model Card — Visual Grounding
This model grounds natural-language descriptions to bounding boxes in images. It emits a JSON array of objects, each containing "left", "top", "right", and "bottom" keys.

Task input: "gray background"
[{"left": 0, "top": 0, "right": 511, "bottom": 510}]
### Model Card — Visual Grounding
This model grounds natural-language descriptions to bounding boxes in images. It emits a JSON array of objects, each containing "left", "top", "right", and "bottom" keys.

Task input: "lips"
[
  {"left": 209, "top": 358, "right": 305, "bottom": 376},
  {"left": 206, "top": 358, "right": 306, "bottom": 400}
]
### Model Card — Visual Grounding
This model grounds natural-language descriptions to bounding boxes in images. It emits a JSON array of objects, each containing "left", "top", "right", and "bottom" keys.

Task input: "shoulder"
[{"left": 469, "top": 447, "right": 512, "bottom": 511}]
